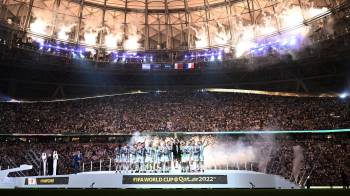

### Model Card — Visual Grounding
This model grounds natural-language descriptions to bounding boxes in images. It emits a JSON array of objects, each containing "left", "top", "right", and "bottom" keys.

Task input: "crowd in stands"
[
  {"left": 0, "top": 135, "right": 349, "bottom": 186},
  {"left": 0, "top": 91, "right": 349, "bottom": 134}
]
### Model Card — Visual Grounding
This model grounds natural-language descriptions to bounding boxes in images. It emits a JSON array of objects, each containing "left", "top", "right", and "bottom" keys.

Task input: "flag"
[
  {"left": 174, "top": 63, "right": 183, "bottom": 70},
  {"left": 184, "top": 62, "right": 195, "bottom": 69}
]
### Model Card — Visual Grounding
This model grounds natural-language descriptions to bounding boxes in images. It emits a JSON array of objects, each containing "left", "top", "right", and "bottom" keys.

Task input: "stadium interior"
[{"left": 0, "top": 0, "right": 350, "bottom": 194}]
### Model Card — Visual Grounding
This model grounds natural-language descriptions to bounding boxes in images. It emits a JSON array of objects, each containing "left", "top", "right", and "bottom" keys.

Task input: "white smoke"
[
  {"left": 129, "top": 131, "right": 142, "bottom": 144},
  {"left": 292, "top": 145, "right": 304, "bottom": 182},
  {"left": 55, "top": 6, "right": 79, "bottom": 42},
  {"left": 83, "top": 30, "right": 99, "bottom": 46},
  {"left": 81, "top": 8, "right": 103, "bottom": 45},
  {"left": 29, "top": 9, "right": 52, "bottom": 35},
  {"left": 57, "top": 25, "right": 76, "bottom": 41},
  {"left": 104, "top": 26, "right": 123, "bottom": 49},
  {"left": 254, "top": 134, "right": 276, "bottom": 173},
  {"left": 229, "top": 3, "right": 330, "bottom": 58},
  {"left": 27, "top": 2, "right": 330, "bottom": 55},
  {"left": 30, "top": 18, "right": 49, "bottom": 35},
  {"left": 123, "top": 22, "right": 141, "bottom": 50},
  {"left": 203, "top": 134, "right": 276, "bottom": 172},
  {"left": 324, "top": 16, "right": 335, "bottom": 35},
  {"left": 29, "top": 9, "right": 53, "bottom": 44},
  {"left": 128, "top": 132, "right": 154, "bottom": 146},
  {"left": 203, "top": 140, "right": 256, "bottom": 169},
  {"left": 193, "top": 26, "right": 209, "bottom": 48},
  {"left": 213, "top": 23, "right": 231, "bottom": 46},
  {"left": 234, "top": 25, "right": 255, "bottom": 58}
]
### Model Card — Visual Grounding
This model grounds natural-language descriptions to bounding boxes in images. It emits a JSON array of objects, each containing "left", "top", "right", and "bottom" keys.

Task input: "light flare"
[
  {"left": 123, "top": 24, "right": 141, "bottom": 50},
  {"left": 57, "top": 25, "right": 74, "bottom": 41},
  {"left": 30, "top": 18, "right": 48, "bottom": 35},
  {"left": 105, "top": 33, "right": 122, "bottom": 49},
  {"left": 194, "top": 26, "right": 209, "bottom": 48},
  {"left": 123, "top": 34, "right": 140, "bottom": 50},
  {"left": 83, "top": 30, "right": 98, "bottom": 46}
]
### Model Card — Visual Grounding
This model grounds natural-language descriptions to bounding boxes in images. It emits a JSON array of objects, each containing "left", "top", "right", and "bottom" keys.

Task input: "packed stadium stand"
[
  {"left": 1, "top": 91, "right": 349, "bottom": 134},
  {"left": 0, "top": 91, "right": 349, "bottom": 187},
  {"left": 0, "top": 133, "right": 349, "bottom": 186}
]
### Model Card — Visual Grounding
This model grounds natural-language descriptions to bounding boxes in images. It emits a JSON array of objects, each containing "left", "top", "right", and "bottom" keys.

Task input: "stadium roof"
[
  {"left": 84, "top": 0, "right": 226, "bottom": 10},
  {"left": 77, "top": 0, "right": 333, "bottom": 12}
]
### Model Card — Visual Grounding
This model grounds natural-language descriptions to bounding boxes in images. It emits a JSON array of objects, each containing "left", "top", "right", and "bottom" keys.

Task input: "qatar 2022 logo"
[{"left": 122, "top": 175, "right": 227, "bottom": 184}]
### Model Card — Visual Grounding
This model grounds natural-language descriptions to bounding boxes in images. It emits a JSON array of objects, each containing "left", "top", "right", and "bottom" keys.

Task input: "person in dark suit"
[
  {"left": 39, "top": 159, "right": 44, "bottom": 176},
  {"left": 305, "top": 176, "right": 311, "bottom": 189},
  {"left": 72, "top": 151, "right": 82, "bottom": 174},
  {"left": 341, "top": 170, "right": 349, "bottom": 189},
  {"left": 172, "top": 139, "right": 181, "bottom": 169},
  {"left": 47, "top": 153, "right": 53, "bottom": 175}
]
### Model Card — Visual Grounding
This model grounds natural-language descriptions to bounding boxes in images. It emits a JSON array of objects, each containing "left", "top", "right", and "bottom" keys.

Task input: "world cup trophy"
[{"left": 53, "top": 151, "right": 58, "bottom": 175}]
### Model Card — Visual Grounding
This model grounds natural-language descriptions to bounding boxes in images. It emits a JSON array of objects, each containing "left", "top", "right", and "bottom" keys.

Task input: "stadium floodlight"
[
  {"left": 339, "top": 92, "right": 348, "bottom": 99},
  {"left": 217, "top": 53, "right": 222, "bottom": 61},
  {"left": 9, "top": 99, "right": 19, "bottom": 103},
  {"left": 289, "top": 36, "right": 297, "bottom": 46},
  {"left": 281, "top": 38, "right": 289, "bottom": 46},
  {"left": 79, "top": 51, "right": 84, "bottom": 59},
  {"left": 210, "top": 54, "right": 215, "bottom": 61}
]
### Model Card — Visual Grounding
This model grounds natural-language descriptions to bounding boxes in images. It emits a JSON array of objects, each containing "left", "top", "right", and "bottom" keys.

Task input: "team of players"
[{"left": 114, "top": 139, "right": 207, "bottom": 173}]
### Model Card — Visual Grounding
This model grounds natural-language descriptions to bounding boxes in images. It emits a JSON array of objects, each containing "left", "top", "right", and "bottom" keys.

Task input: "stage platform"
[
  {"left": 0, "top": 165, "right": 299, "bottom": 189},
  {"left": 1, "top": 189, "right": 349, "bottom": 196}
]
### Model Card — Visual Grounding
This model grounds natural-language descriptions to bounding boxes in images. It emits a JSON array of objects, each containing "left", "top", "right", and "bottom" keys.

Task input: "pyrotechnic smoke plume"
[
  {"left": 29, "top": 2, "right": 330, "bottom": 57},
  {"left": 292, "top": 145, "right": 304, "bottom": 182}
]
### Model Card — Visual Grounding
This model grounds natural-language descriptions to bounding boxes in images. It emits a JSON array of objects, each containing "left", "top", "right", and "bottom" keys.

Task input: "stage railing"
[{"left": 79, "top": 158, "right": 258, "bottom": 173}]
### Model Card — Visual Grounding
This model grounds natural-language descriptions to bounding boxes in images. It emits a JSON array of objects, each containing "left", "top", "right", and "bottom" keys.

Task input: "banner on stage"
[
  {"left": 25, "top": 177, "right": 69, "bottom": 185},
  {"left": 122, "top": 175, "right": 227, "bottom": 184}
]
